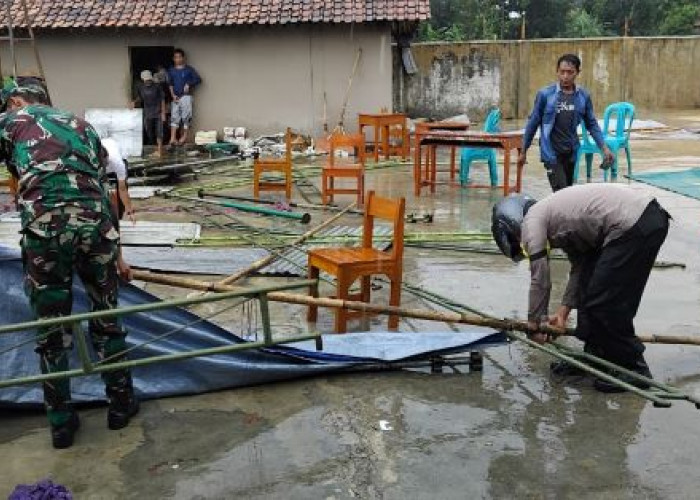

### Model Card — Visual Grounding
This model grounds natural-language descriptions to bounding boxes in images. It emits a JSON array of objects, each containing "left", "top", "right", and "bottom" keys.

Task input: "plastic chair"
[
  {"left": 459, "top": 108, "right": 500, "bottom": 186},
  {"left": 307, "top": 191, "right": 405, "bottom": 333},
  {"left": 574, "top": 102, "right": 635, "bottom": 182}
]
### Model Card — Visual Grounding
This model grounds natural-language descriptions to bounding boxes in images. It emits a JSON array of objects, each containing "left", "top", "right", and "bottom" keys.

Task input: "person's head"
[
  {"left": 140, "top": 69, "right": 154, "bottom": 85},
  {"left": 0, "top": 82, "right": 49, "bottom": 112},
  {"left": 491, "top": 194, "right": 538, "bottom": 262},
  {"left": 556, "top": 53, "right": 581, "bottom": 90},
  {"left": 173, "top": 48, "right": 186, "bottom": 66}
]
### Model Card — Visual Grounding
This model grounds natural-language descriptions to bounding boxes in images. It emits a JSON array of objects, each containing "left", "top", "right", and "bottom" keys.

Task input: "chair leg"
[
  {"left": 357, "top": 172, "right": 364, "bottom": 207},
  {"left": 585, "top": 153, "right": 594, "bottom": 180},
  {"left": 450, "top": 147, "right": 456, "bottom": 181},
  {"left": 253, "top": 168, "right": 260, "bottom": 198},
  {"left": 625, "top": 146, "right": 632, "bottom": 177},
  {"left": 307, "top": 265, "right": 320, "bottom": 322},
  {"left": 361, "top": 276, "right": 371, "bottom": 303},
  {"left": 388, "top": 274, "right": 402, "bottom": 331},
  {"left": 335, "top": 272, "right": 350, "bottom": 334},
  {"left": 459, "top": 156, "right": 471, "bottom": 185},
  {"left": 285, "top": 172, "right": 292, "bottom": 200},
  {"left": 488, "top": 153, "right": 499, "bottom": 187},
  {"left": 321, "top": 171, "right": 328, "bottom": 205}
]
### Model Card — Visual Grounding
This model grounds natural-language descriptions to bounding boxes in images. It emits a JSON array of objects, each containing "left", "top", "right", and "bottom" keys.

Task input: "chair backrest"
[
  {"left": 283, "top": 127, "right": 293, "bottom": 163},
  {"left": 579, "top": 121, "right": 596, "bottom": 147},
  {"left": 483, "top": 108, "right": 501, "bottom": 133},
  {"left": 602, "top": 102, "right": 635, "bottom": 141},
  {"left": 329, "top": 133, "right": 365, "bottom": 167},
  {"left": 362, "top": 191, "right": 405, "bottom": 262},
  {"left": 254, "top": 127, "right": 293, "bottom": 166}
]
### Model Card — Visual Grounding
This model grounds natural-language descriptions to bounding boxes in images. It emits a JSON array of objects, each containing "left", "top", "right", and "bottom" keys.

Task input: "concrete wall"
[
  {"left": 395, "top": 36, "right": 700, "bottom": 121},
  {"left": 1, "top": 23, "right": 393, "bottom": 136}
]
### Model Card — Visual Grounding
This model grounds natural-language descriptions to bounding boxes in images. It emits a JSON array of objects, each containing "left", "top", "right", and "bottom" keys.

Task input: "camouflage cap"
[{"left": 0, "top": 78, "right": 48, "bottom": 110}]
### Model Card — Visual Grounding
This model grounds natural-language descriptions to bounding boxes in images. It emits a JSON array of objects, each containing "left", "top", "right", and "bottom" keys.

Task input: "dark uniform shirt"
[
  {"left": 551, "top": 91, "right": 576, "bottom": 155},
  {"left": 0, "top": 105, "right": 115, "bottom": 238}
]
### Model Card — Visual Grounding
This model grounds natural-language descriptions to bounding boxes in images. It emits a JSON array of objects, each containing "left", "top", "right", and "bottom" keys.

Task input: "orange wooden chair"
[
  {"left": 387, "top": 123, "right": 410, "bottom": 159},
  {"left": 254, "top": 127, "right": 293, "bottom": 200},
  {"left": 307, "top": 190, "right": 406, "bottom": 333},
  {"left": 323, "top": 133, "right": 366, "bottom": 207}
]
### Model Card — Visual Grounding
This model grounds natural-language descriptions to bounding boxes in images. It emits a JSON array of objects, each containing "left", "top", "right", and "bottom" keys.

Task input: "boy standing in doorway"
[
  {"left": 167, "top": 48, "right": 201, "bottom": 148},
  {"left": 133, "top": 70, "right": 166, "bottom": 157}
]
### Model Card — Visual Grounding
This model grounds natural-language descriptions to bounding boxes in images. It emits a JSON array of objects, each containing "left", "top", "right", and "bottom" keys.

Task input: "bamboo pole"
[
  {"left": 216, "top": 202, "right": 357, "bottom": 286},
  {"left": 128, "top": 271, "right": 700, "bottom": 347}
]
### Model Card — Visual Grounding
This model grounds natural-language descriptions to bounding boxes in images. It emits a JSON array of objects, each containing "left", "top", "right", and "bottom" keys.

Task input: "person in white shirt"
[
  {"left": 100, "top": 136, "right": 135, "bottom": 281},
  {"left": 101, "top": 137, "right": 135, "bottom": 224}
]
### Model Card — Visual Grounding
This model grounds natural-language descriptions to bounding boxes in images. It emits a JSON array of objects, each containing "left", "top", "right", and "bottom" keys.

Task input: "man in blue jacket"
[
  {"left": 167, "top": 48, "right": 202, "bottom": 148},
  {"left": 519, "top": 54, "right": 613, "bottom": 191}
]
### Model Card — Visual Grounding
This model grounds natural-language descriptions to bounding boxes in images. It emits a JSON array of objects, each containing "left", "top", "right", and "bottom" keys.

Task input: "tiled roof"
[{"left": 2, "top": 1, "right": 431, "bottom": 29}]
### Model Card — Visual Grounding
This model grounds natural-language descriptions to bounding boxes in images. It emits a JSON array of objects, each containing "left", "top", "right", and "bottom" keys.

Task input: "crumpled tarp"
[{"left": 0, "top": 245, "right": 505, "bottom": 407}]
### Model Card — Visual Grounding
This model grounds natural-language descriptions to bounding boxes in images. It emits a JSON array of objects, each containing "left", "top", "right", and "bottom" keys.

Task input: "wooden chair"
[
  {"left": 323, "top": 133, "right": 366, "bottom": 207},
  {"left": 307, "top": 191, "right": 405, "bottom": 333},
  {"left": 254, "top": 127, "right": 293, "bottom": 200}
]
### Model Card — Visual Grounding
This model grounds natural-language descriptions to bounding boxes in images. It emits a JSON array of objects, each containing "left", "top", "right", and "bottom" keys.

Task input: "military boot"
[
  {"left": 107, "top": 386, "right": 140, "bottom": 430},
  {"left": 51, "top": 411, "right": 80, "bottom": 449}
]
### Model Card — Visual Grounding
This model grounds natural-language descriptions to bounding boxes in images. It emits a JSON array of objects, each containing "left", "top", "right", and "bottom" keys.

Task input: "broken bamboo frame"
[
  {"left": 197, "top": 190, "right": 364, "bottom": 215},
  {"left": 128, "top": 270, "right": 700, "bottom": 347},
  {"left": 165, "top": 192, "right": 311, "bottom": 223},
  {"left": 216, "top": 202, "right": 357, "bottom": 286}
]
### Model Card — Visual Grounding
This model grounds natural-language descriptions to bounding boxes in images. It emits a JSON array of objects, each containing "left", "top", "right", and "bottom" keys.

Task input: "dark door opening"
[{"left": 129, "top": 46, "right": 174, "bottom": 145}]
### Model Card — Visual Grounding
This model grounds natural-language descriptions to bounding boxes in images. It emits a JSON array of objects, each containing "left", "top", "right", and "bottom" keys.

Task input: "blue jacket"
[
  {"left": 523, "top": 83, "right": 605, "bottom": 165},
  {"left": 167, "top": 65, "right": 202, "bottom": 97}
]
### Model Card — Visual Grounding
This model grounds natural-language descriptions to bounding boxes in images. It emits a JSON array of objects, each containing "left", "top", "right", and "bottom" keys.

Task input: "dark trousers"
[
  {"left": 143, "top": 117, "right": 163, "bottom": 145},
  {"left": 574, "top": 201, "right": 669, "bottom": 369},
  {"left": 545, "top": 153, "right": 575, "bottom": 192}
]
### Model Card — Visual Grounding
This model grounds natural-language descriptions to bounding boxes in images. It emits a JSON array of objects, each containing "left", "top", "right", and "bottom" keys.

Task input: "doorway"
[{"left": 129, "top": 46, "right": 174, "bottom": 144}]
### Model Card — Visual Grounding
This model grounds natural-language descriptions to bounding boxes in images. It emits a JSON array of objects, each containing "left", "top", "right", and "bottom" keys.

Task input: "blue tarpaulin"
[
  {"left": 629, "top": 167, "right": 700, "bottom": 200},
  {"left": 0, "top": 245, "right": 505, "bottom": 407}
]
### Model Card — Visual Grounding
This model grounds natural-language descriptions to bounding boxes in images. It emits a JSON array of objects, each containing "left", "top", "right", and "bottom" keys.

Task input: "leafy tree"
[
  {"left": 658, "top": 2, "right": 700, "bottom": 35},
  {"left": 565, "top": 7, "right": 605, "bottom": 38}
]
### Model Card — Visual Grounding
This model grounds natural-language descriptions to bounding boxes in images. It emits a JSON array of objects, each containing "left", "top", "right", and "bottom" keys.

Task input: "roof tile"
[{"left": 2, "top": 0, "right": 429, "bottom": 28}]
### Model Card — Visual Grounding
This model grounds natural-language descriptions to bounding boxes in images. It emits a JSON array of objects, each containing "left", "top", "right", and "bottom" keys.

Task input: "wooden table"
[
  {"left": 414, "top": 122, "right": 470, "bottom": 189},
  {"left": 358, "top": 113, "right": 410, "bottom": 162},
  {"left": 414, "top": 128, "right": 525, "bottom": 197}
]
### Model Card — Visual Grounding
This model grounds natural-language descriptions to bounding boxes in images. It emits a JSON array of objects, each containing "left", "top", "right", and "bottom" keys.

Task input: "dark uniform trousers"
[{"left": 574, "top": 200, "right": 670, "bottom": 369}]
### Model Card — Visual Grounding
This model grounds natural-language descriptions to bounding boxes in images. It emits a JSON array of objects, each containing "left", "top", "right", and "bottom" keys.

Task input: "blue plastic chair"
[
  {"left": 459, "top": 108, "right": 500, "bottom": 186},
  {"left": 574, "top": 102, "right": 635, "bottom": 182}
]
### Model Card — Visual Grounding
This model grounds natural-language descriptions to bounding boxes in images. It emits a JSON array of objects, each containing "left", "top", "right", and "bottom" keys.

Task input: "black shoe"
[
  {"left": 550, "top": 361, "right": 588, "bottom": 377},
  {"left": 594, "top": 364, "right": 653, "bottom": 393},
  {"left": 107, "top": 389, "right": 140, "bottom": 430},
  {"left": 51, "top": 412, "right": 80, "bottom": 449}
]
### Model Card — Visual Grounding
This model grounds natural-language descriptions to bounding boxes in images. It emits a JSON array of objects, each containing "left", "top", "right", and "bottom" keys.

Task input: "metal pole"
[
  {"left": 0, "top": 334, "right": 321, "bottom": 389},
  {"left": 19, "top": 0, "right": 50, "bottom": 104},
  {"left": 166, "top": 192, "right": 311, "bottom": 224},
  {"left": 5, "top": 0, "right": 18, "bottom": 79},
  {"left": 0, "top": 279, "right": 315, "bottom": 336}
]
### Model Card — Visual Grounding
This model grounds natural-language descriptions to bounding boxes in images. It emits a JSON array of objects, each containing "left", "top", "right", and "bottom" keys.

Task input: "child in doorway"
[{"left": 167, "top": 48, "right": 201, "bottom": 148}]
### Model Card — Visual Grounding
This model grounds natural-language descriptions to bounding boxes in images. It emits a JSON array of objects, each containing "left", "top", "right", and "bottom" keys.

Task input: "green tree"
[
  {"left": 565, "top": 7, "right": 605, "bottom": 38},
  {"left": 658, "top": 2, "right": 700, "bottom": 35}
]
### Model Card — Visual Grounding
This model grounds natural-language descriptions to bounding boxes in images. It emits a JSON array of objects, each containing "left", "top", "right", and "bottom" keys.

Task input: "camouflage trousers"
[{"left": 21, "top": 222, "right": 132, "bottom": 427}]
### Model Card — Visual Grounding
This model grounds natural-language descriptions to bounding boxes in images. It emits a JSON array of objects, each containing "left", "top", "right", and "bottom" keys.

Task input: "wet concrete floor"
[{"left": 2, "top": 112, "right": 700, "bottom": 499}]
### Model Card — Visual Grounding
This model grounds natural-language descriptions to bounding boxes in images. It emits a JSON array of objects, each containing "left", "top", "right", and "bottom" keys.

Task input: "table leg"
[
  {"left": 403, "top": 124, "right": 410, "bottom": 160},
  {"left": 515, "top": 146, "right": 524, "bottom": 193},
  {"left": 503, "top": 145, "right": 511, "bottom": 196},
  {"left": 430, "top": 145, "right": 437, "bottom": 194},
  {"left": 414, "top": 134, "right": 422, "bottom": 197},
  {"left": 450, "top": 147, "right": 456, "bottom": 181},
  {"left": 374, "top": 125, "right": 379, "bottom": 163},
  {"left": 383, "top": 125, "right": 390, "bottom": 160}
]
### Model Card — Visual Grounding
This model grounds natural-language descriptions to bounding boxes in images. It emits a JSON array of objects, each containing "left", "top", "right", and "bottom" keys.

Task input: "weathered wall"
[
  {"left": 1, "top": 23, "right": 392, "bottom": 136},
  {"left": 395, "top": 36, "right": 700, "bottom": 121}
]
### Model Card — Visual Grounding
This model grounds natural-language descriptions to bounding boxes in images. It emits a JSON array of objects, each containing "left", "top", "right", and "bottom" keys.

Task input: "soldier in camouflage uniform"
[{"left": 0, "top": 82, "right": 139, "bottom": 449}]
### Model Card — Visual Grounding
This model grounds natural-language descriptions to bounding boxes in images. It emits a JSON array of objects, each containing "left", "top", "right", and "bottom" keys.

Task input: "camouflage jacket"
[{"left": 0, "top": 104, "right": 117, "bottom": 239}]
